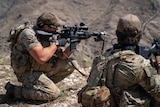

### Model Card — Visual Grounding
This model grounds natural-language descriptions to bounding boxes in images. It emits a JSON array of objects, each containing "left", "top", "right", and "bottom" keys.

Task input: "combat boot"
[
  {"left": 4, "top": 82, "right": 15, "bottom": 98},
  {"left": 0, "top": 82, "right": 15, "bottom": 103}
]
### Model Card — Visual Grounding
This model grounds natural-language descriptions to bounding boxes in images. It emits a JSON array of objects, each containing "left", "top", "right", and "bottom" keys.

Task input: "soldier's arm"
[
  {"left": 138, "top": 67, "right": 160, "bottom": 102},
  {"left": 29, "top": 43, "right": 57, "bottom": 64},
  {"left": 20, "top": 28, "right": 58, "bottom": 64}
]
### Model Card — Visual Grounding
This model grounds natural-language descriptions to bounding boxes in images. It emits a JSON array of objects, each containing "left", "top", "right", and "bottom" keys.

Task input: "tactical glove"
[{"left": 55, "top": 38, "right": 67, "bottom": 46}]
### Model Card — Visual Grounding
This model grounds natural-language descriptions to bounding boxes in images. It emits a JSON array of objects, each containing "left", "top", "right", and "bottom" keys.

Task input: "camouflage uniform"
[
  {"left": 7, "top": 13, "right": 75, "bottom": 101},
  {"left": 79, "top": 14, "right": 160, "bottom": 107}
]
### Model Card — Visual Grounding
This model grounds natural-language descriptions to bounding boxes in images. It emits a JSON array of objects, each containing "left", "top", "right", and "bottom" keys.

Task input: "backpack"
[
  {"left": 8, "top": 22, "right": 33, "bottom": 50},
  {"left": 87, "top": 50, "right": 151, "bottom": 88},
  {"left": 78, "top": 50, "right": 152, "bottom": 107},
  {"left": 106, "top": 50, "right": 151, "bottom": 88}
]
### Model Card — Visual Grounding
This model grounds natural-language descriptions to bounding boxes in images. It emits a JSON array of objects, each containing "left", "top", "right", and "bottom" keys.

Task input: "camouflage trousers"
[
  {"left": 12, "top": 58, "right": 75, "bottom": 101},
  {"left": 115, "top": 85, "right": 151, "bottom": 107}
]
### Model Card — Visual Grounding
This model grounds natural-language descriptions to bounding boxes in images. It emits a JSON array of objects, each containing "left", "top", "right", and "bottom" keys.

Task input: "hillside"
[
  {"left": 0, "top": 0, "right": 160, "bottom": 106},
  {"left": 0, "top": 0, "right": 160, "bottom": 59}
]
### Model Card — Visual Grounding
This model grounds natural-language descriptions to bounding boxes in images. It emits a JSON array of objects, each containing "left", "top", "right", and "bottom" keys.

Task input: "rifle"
[
  {"left": 148, "top": 38, "right": 160, "bottom": 55},
  {"left": 149, "top": 38, "right": 160, "bottom": 74},
  {"left": 137, "top": 38, "right": 160, "bottom": 73},
  {"left": 56, "top": 23, "right": 109, "bottom": 51},
  {"left": 138, "top": 38, "right": 160, "bottom": 58},
  {"left": 37, "top": 23, "right": 109, "bottom": 51}
]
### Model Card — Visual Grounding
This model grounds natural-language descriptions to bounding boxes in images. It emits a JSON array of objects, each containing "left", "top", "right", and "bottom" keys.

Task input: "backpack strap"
[
  {"left": 8, "top": 22, "right": 33, "bottom": 50},
  {"left": 101, "top": 63, "right": 107, "bottom": 86}
]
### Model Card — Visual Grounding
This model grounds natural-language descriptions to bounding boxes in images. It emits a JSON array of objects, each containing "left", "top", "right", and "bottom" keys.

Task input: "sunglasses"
[{"left": 48, "top": 25, "right": 58, "bottom": 29}]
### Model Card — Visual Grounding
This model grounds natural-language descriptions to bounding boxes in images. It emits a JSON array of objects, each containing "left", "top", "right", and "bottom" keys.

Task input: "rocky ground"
[{"left": 0, "top": 55, "right": 91, "bottom": 107}]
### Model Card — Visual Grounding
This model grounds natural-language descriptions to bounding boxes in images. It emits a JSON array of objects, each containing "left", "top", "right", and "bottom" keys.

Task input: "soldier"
[
  {"left": 78, "top": 14, "right": 160, "bottom": 107},
  {"left": 5, "top": 12, "right": 76, "bottom": 101}
]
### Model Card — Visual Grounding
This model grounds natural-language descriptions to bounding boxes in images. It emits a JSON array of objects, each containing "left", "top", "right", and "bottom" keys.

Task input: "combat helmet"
[
  {"left": 36, "top": 12, "right": 61, "bottom": 28},
  {"left": 117, "top": 14, "right": 142, "bottom": 33},
  {"left": 116, "top": 14, "right": 142, "bottom": 45}
]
